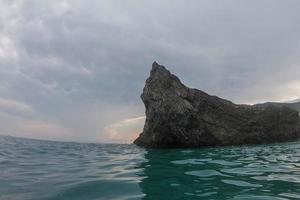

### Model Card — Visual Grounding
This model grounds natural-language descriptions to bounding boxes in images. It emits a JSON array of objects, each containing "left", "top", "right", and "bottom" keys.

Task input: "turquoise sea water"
[{"left": 1, "top": 136, "right": 300, "bottom": 200}]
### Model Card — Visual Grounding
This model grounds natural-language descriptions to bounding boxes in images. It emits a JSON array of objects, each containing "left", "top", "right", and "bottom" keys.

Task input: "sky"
[{"left": 1, "top": 0, "right": 300, "bottom": 143}]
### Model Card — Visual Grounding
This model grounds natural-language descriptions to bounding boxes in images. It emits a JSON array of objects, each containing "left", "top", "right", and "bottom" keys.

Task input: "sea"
[{"left": 1, "top": 135, "right": 300, "bottom": 200}]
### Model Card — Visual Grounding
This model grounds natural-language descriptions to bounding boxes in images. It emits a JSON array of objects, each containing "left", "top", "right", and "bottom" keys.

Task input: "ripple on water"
[
  {"left": 221, "top": 167, "right": 265, "bottom": 175},
  {"left": 279, "top": 192, "right": 300, "bottom": 199},
  {"left": 229, "top": 195, "right": 289, "bottom": 200},
  {"left": 221, "top": 179, "right": 262, "bottom": 187},
  {"left": 208, "top": 159, "right": 241, "bottom": 166},
  {"left": 252, "top": 174, "right": 300, "bottom": 183},
  {"left": 185, "top": 170, "right": 228, "bottom": 177},
  {"left": 171, "top": 159, "right": 204, "bottom": 165}
]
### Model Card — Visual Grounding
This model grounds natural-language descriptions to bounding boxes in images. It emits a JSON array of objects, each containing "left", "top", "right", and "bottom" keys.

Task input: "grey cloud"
[
  {"left": 0, "top": 97, "right": 35, "bottom": 117},
  {"left": 1, "top": 0, "right": 300, "bottom": 142}
]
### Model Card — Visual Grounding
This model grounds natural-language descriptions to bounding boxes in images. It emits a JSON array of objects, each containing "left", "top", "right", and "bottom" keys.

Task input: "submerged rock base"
[{"left": 134, "top": 62, "right": 300, "bottom": 148}]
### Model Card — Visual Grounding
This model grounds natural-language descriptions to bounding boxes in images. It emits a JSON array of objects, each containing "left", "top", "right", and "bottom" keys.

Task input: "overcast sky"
[{"left": 1, "top": 0, "right": 300, "bottom": 143}]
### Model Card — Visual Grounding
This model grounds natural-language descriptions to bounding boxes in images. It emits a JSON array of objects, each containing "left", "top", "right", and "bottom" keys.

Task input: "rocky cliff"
[{"left": 134, "top": 62, "right": 300, "bottom": 148}]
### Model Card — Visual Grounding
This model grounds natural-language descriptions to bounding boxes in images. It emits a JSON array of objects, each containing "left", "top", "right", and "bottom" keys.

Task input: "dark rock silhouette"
[
  {"left": 256, "top": 101, "right": 300, "bottom": 112},
  {"left": 134, "top": 62, "right": 300, "bottom": 148}
]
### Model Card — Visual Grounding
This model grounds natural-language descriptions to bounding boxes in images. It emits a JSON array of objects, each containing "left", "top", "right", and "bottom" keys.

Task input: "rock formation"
[{"left": 134, "top": 62, "right": 300, "bottom": 148}]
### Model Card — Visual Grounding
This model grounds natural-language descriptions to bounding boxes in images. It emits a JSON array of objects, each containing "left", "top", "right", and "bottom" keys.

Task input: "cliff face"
[{"left": 134, "top": 62, "right": 300, "bottom": 148}]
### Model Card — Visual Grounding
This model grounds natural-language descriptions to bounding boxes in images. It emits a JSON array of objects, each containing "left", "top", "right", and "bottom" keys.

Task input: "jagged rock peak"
[
  {"left": 148, "top": 62, "right": 179, "bottom": 83},
  {"left": 134, "top": 62, "right": 300, "bottom": 148},
  {"left": 151, "top": 61, "right": 165, "bottom": 71}
]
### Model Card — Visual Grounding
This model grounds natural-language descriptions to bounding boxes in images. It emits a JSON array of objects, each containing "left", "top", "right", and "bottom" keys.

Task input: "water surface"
[{"left": 1, "top": 135, "right": 300, "bottom": 199}]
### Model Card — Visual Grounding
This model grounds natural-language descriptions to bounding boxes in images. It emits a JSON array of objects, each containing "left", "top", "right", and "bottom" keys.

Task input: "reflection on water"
[
  {"left": 139, "top": 143, "right": 300, "bottom": 200},
  {"left": 1, "top": 135, "right": 300, "bottom": 199}
]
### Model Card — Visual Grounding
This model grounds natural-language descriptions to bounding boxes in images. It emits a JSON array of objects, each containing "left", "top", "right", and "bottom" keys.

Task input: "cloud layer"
[{"left": 1, "top": 0, "right": 300, "bottom": 142}]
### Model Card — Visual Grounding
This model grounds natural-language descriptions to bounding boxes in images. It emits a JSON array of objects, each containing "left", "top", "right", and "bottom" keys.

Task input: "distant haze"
[{"left": 1, "top": 0, "right": 300, "bottom": 143}]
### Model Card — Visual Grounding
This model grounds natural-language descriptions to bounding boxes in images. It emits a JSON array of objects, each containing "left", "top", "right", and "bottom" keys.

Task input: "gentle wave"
[{"left": 1, "top": 136, "right": 300, "bottom": 199}]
